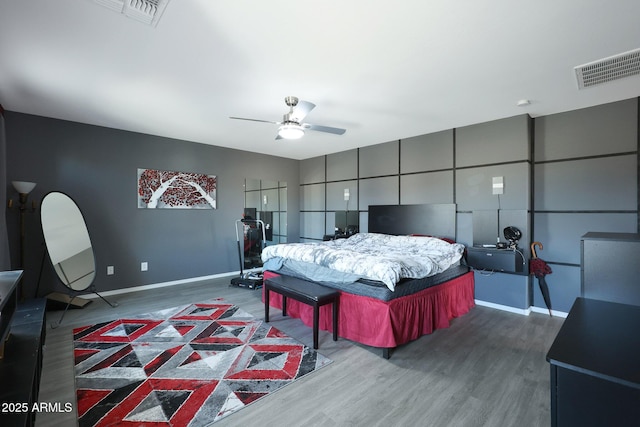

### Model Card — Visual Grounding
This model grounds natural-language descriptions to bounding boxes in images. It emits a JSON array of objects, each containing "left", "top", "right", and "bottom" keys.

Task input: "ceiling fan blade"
[
  {"left": 289, "top": 100, "right": 316, "bottom": 122},
  {"left": 303, "top": 123, "right": 346, "bottom": 135},
  {"left": 229, "top": 117, "right": 280, "bottom": 125}
]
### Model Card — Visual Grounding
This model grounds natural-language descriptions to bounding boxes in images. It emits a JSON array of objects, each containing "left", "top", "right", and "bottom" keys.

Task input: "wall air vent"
[
  {"left": 92, "top": 0, "right": 170, "bottom": 27},
  {"left": 575, "top": 48, "right": 640, "bottom": 89}
]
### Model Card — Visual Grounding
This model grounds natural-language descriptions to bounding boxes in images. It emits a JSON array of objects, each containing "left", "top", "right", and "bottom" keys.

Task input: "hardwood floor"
[{"left": 35, "top": 276, "right": 564, "bottom": 427}]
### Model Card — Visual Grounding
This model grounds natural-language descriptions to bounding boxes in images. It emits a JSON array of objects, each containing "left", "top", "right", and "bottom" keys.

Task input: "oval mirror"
[
  {"left": 41, "top": 192, "right": 116, "bottom": 327},
  {"left": 41, "top": 192, "right": 96, "bottom": 291}
]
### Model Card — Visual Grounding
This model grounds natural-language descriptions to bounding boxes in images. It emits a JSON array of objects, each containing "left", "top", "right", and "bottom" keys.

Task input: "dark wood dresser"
[
  {"left": 581, "top": 232, "right": 640, "bottom": 306},
  {"left": 0, "top": 271, "right": 47, "bottom": 427},
  {"left": 546, "top": 297, "right": 640, "bottom": 426}
]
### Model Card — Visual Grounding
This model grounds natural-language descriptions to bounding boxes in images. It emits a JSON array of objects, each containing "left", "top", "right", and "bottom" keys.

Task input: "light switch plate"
[{"left": 492, "top": 176, "right": 504, "bottom": 195}]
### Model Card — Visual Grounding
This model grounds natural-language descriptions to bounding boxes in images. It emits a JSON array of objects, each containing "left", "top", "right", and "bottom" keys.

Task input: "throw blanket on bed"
[{"left": 261, "top": 233, "right": 465, "bottom": 291}]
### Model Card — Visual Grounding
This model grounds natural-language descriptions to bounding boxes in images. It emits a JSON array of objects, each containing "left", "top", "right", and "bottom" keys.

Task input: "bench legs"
[
  {"left": 313, "top": 305, "right": 319, "bottom": 349},
  {"left": 264, "top": 287, "right": 338, "bottom": 350},
  {"left": 310, "top": 300, "right": 338, "bottom": 349},
  {"left": 332, "top": 298, "right": 338, "bottom": 342},
  {"left": 265, "top": 287, "right": 270, "bottom": 322}
]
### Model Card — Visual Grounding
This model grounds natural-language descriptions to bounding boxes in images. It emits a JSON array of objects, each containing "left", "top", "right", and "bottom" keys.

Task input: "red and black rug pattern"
[{"left": 73, "top": 299, "right": 332, "bottom": 426}]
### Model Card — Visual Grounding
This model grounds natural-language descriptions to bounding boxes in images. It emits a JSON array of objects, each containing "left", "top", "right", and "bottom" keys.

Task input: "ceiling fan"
[{"left": 230, "top": 96, "right": 346, "bottom": 140}]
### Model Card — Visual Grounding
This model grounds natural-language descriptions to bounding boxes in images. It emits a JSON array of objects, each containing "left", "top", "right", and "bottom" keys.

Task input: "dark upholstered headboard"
[{"left": 368, "top": 204, "right": 456, "bottom": 239}]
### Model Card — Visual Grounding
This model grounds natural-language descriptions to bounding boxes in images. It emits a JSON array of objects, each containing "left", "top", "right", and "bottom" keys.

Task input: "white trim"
[
  {"left": 475, "top": 299, "right": 531, "bottom": 315},
  {"left": 81, "top": 277, "right": 571, "bottom": 320},
  {"left": 530, "top": 306, "right": 569, "bottom": 318},
  {"left": 81, "top": 271, "right": 240, "bottom": 299},
  {"left": 475, "top": 299, "right": 569, "bottom": 318}
]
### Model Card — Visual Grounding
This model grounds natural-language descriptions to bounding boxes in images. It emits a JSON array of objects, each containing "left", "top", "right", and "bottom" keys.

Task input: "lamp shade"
[
  {"left": 278, "top": 124, "right": 305, "bottom": 140},
  {"left": 12, "top": 181, "right": 36, "bottom": 194}
]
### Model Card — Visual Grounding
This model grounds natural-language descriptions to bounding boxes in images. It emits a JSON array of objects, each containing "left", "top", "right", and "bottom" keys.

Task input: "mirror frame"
[{"left": 40, "top": 191, "right": 96, "bottom": 291}]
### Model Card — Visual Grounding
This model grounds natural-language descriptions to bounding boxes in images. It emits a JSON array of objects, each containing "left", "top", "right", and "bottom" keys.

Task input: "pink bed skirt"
[{"left": 262, "top": 270, "right": 475, "bottom": 349}]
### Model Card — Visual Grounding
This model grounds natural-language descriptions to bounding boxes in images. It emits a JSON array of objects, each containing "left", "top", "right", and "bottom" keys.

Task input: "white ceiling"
[{"left": 1, "top": 0, "right": 639, "bottom": 160}]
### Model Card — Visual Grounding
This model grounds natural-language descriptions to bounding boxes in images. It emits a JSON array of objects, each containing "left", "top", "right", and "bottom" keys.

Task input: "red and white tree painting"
[{"left": 137, "top": 169, "right": 217, "bottom": 209}]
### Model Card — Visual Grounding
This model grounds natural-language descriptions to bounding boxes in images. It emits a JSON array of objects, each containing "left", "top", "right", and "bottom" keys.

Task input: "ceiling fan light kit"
[
  {"left": 278, "top": 124, "right": 305, "bottom": 140},
  {"left": 230, "top": 96, "right": 346, "bottom": 140}
]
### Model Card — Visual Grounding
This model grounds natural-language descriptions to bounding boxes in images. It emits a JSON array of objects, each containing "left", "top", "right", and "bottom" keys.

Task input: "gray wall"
[
  {"left": 0, "top": 108, "right": 9, "bottom": 271},
  {"left": 5, "top": 97, "right": 638, "bottom": 312},
  {"left": 5, "top": 112, "right": 299, "bottom": 298},
  {"left": 532, "top": 98, "right": 638, "bottom": 312},
  {"left": 300, "top": 98, "right": 639, "bottom": 313},
  {"left": 300, "top": 115, "right": 533, "bottom": 309}
]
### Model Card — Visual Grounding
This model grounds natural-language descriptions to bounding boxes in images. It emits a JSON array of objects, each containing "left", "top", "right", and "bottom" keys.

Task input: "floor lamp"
[{"left": 7, "top": 181, "right": 37, "bottom": 299}]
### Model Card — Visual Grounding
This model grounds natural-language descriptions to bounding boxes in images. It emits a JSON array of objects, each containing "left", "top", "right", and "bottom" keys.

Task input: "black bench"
[{"left": 264, "top": 275, "right": 339, "bottom": 350}]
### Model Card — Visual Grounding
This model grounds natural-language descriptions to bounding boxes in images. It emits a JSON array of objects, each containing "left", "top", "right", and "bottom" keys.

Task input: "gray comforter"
[{"left": 261, "top": 233, "right": 465, "bottom": 291}]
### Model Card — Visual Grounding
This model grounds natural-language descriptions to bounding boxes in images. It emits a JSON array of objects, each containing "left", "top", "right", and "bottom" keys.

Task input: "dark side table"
[{"left": 546, "top": 297, "right": 640, "bottom": 426}]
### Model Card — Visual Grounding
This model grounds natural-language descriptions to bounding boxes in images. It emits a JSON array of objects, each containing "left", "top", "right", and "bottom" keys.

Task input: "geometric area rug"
[{"left": 73, "top": 298, "right": 332, "bottom": 427}]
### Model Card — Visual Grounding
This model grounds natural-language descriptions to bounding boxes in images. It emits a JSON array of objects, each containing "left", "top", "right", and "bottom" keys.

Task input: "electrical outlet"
[
  {"left": 344, "top": 188, "right": 350, "bottom": 201},
  {"left": 141, "top": 262, "right": 148, "bottom": 272},
  {"left": 107, "top": 266, "right": 114, "bottom": 275}
]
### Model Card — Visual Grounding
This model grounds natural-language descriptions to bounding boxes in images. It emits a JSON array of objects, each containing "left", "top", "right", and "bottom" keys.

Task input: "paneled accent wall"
[
  {"left": 456, "top": 116, "right": 532, "bottom": 311},
  {"left": 300, "top": 98, "right": 640, "bottom": 313},
  {"left": 532, "top": 98, "right": 638, "bottom": 312},
  {"left": 300, "top": 114, "right": 533, "bottom": 310}
]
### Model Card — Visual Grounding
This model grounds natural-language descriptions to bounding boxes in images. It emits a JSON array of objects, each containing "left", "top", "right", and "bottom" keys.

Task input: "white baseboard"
[
  {"left": 81, "top": 278, "right": 569, "bottom": 319},
  {"left": 81, "top": 271, "right": 241, "bottom": 299},
  {"left": 529, "top": 305, "right": 568, "bottom": 318},
  {"left": 475, "top": 300, "right": 531, "bottom": 315},
  {"left": 475, "top": 299, "right": 568, "bottom": 318}
]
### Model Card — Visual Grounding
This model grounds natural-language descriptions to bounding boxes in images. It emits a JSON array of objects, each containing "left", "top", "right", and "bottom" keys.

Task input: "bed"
[{"left": 261, "top": 204, "right": 475, "bottom": 358}]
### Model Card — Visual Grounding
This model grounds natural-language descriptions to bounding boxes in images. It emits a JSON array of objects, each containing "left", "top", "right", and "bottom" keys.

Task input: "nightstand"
[{"left": 466, "top": 246, "right": 525, "bottom": 273}]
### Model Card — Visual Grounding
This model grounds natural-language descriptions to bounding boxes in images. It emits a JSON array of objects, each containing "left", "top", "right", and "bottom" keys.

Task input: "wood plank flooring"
[{"left": 35, "top": 276, "right": 564, "bottom": 427}]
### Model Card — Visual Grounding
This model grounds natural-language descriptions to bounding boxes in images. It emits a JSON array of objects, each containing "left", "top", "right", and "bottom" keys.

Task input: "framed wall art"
[{"left": 137, "top": 168, "right": 217, "bottom": 209}]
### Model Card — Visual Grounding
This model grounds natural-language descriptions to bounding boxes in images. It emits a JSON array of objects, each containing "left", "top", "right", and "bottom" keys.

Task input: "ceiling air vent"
[
  {"left": 575, "top": 48, "right": 640, "bottom": 89},
  {"left": 92, "top": 0, "right": 170, "bottom": 27}
]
